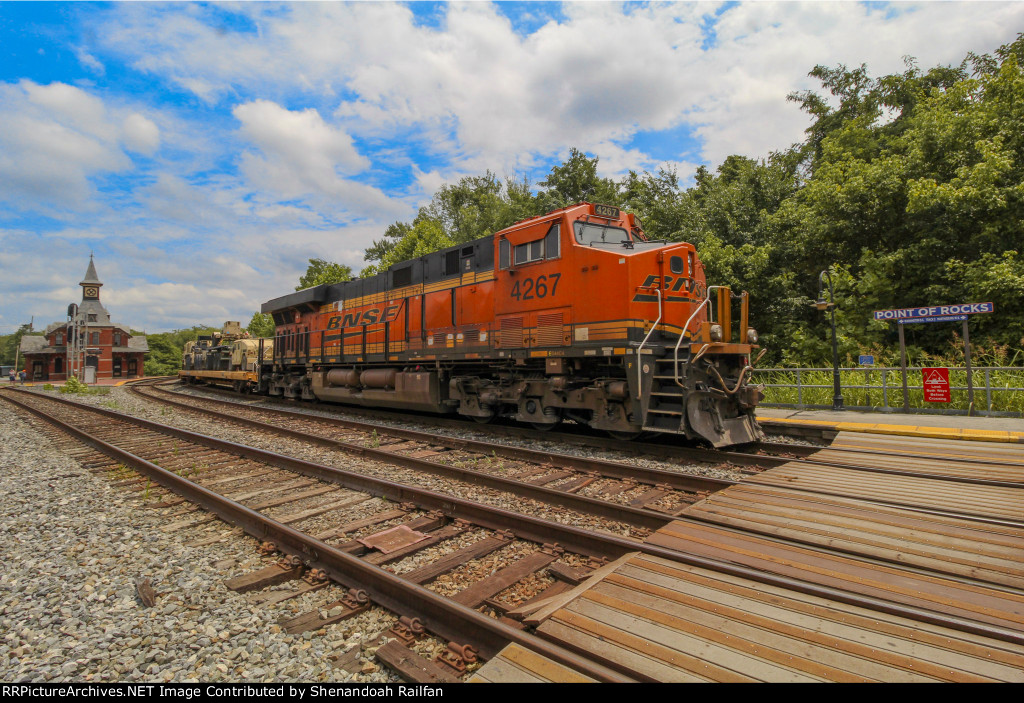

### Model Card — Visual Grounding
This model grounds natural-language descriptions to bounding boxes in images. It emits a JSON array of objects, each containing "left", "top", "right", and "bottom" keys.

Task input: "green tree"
[
  {"left": 142, "top": 326, "right": 219, "bottom": 376},
  {"left": 772, "top": 34, "right": 1024, "bottom": 358},
  {"left": 0, "top": 323, "right": 37, "bottom": 366},
  {"left": 296, "top": 258, "right": 353, "bottom": 290},
  {"left": 362, "top": 172, "right": 542, "bottom": 276},
  {"left": 620, "top": 167, "right": 692, "bottom": 241},
  {"left": 246, "top": 312, "right": 275, "bottom": 338},
  {"left": 536, "top": 148, "right": 620, "bottom": 210}
]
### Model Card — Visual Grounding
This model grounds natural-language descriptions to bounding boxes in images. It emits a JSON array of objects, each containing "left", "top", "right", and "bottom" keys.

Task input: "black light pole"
[{"left": 812, "top": 270, "right": 844, "bottom": 411}]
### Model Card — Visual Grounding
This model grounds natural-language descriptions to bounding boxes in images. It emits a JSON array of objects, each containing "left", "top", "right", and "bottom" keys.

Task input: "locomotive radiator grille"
[
  {"left": 535, "top": 312, "right": 565, "bottom": 347},
  {"left": 499, "top": 316, "right": 524, "bottom": 348}
]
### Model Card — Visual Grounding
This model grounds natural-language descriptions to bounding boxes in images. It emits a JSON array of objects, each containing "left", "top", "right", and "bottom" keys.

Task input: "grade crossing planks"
[
  {"left": 534, "top": 554, "right": 1024, "bottom": 682},
  {"left": 818, "top": 431, "right": 1024, "bottom": 484},
  {"left": 744, "top": 461, "right": 1024, "bottom": 522},
  {"left": 645, "top": 518, "right": 1024, "bottom": 632},
  {"left": 679, "top": 483, "right": 1024, "bottom": 587},
  {"left": 467, "top": 643, "right": 597, "bottom": 683}
]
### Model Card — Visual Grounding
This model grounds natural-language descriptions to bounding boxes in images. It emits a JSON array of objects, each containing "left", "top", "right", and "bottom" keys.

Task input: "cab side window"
[{"left": 503, "top": 223, "right": 560, "bottom": 269}]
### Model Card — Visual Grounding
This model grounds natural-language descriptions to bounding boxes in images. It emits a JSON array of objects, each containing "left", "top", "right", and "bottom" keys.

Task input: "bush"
[{"left": 58, "top": 377, "right": 91, "bottom": 394}]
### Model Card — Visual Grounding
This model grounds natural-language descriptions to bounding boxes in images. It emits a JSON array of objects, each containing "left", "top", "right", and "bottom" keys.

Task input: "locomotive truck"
[{"left": 255, "top": 202, "right": 765, "bottom": 446}]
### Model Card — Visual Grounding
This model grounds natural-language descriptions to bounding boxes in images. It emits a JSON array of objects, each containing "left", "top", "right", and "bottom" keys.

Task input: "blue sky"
[{"left": 1, "top": 1, "right": 1022, "bottom": 334}]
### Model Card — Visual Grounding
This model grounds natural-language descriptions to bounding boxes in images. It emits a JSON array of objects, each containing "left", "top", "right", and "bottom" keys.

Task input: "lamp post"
[{"left": 812, "top": 269, "right": 844, "bottom": 411}]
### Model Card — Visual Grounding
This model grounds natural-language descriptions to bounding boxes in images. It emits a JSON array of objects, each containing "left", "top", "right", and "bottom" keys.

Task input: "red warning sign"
[{"left": 922, "top": 367, "right": 951, "bottom": 403}]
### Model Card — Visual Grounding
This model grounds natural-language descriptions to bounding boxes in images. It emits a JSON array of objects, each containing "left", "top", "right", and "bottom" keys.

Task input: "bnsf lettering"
[
  {"left": 633, "top": 275, "right": 705, "bottom": 301},
  {"left": 325, "top": 304, "right": 401, "bottom": 329},
  {"left": 510, "top": 273, "right": 560, "bottom": 301}
]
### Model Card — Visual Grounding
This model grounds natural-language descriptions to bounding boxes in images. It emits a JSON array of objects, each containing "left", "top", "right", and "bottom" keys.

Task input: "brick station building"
[{"left": 20, "top": 256, "right": 148, "bottom": 382}]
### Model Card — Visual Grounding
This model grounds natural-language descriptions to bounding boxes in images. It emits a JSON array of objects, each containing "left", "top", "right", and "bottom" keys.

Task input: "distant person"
[
  {"left": 7, "top": 369, "right": 14, "bottom": 384},
  {"left": 19, "top": 370, "right": 26, "bottom": 384}
]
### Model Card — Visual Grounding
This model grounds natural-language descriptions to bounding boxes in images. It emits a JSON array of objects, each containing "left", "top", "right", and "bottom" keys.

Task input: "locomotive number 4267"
[{"left": 510, "top": 273, "right": 561, "bottom": 300}]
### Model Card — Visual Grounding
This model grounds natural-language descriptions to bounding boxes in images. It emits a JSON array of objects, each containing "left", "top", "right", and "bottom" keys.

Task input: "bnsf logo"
[
  {"left": 632, "top": 275, "right": 706, "bottom": 301},
  {"left": 326, "top": 304, "right": 401, "bottom": 329}
]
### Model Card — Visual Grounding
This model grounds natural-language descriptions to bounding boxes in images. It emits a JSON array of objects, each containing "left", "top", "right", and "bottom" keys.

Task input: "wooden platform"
[
  {"left": 530, "top": 553, "right": 1024, "bottom": 682},
  {"left": 467, "top": 643, "right": 597, "bottom": 683}
]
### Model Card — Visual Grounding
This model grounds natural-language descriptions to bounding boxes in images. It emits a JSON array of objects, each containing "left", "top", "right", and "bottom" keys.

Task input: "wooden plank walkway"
[
  {"left": 646, "top": 518, "right": 1024, "bottom": 632},
  {"left": 467, "top": 643, "right": 597, "bottom": 683},
  {"left": 679, "top": 483, "right": 1024, "bottom": 588},
  {"left": 532, "top": 554, "right": 1024, "bottom": 682},
  {"left": 744, "top": 461, "right": 1024, "bottom": 521},
  {"left": 828, "top": 432, "right": 1024, "bottom": 478}
]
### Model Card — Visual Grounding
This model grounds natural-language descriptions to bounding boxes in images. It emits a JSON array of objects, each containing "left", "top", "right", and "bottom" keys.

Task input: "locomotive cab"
[{"left": 490, "top": 203, "right": 763, "bottom": 446}]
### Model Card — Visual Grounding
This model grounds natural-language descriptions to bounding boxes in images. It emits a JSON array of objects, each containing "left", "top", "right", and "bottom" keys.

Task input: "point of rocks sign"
[{"left": 873, "top": 302, "right": 994, "bottom": 325}]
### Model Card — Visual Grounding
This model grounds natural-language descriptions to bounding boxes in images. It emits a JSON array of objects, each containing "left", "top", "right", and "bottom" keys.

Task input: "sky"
[{"left": 1, "top": 1, "right": 1022, "bottom": 335}]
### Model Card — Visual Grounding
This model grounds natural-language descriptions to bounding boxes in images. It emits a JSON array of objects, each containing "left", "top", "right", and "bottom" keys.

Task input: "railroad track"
[
  {"left": 133, "top": 380, "right": 733, "bottom": 525},
  {"left": 178, "top": 377, "right": 821, "bottom": 461},
  {"left": 0, "top": 387, "right": 638, "bottom": 681},
  {"left": 4, "top": 386, "right": 1023, "bottom": 682},
  {"left": 164, "top": 380, "right": 1024, "bottom": 498}
]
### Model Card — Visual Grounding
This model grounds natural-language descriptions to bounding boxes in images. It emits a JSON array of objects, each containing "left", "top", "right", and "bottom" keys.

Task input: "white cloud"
[
  {"left": 122, "top": 113, "right": 160, "bottom": 155},
  {"left": 232, "top": 99, "right": 403, "bottom": 218},
  {"left": 0, "top": 80, "right": 164, "bottom": 209},
  {"left": 92, "top": 1, "right": 1024, "bottom": 177}
]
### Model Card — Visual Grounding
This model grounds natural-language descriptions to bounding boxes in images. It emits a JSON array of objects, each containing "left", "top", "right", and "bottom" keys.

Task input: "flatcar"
[
  {"left": 258, "top": 202, "right": 765, "bottom": 446},
  {"left": 179, "top": 321, "right": 272, "bottom": 393}
]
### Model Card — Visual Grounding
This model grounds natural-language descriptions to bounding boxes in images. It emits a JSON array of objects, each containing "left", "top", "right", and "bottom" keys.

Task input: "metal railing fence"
[{"left": 751, "top": 366, "right": 1024, "bottom": 417}]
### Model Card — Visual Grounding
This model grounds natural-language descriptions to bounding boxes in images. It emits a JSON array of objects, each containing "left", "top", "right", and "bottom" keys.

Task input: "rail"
[{"left": 753, "top": 366, "right": 1024, "bottom": 417}]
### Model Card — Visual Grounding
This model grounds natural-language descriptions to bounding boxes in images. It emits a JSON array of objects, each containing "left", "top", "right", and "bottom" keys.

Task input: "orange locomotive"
[{"left": 262, "top": 202, "right": 765, "bottom": 446}]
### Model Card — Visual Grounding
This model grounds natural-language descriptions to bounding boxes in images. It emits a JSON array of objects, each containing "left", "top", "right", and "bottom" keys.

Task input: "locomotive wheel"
[
  {"left": 531, "top": 422, "right": 560, "bottom": 431},
  {"left": 471, "top": 415, "right": 494, "bottom": 424},
  {"left": 607, "top": 430, "right": 642, "bottom": 441}
]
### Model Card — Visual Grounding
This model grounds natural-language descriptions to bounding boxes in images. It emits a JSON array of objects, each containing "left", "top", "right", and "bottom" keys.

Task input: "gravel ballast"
[{"left": 0, "top": 399, "right": 398, "bottom": 683}]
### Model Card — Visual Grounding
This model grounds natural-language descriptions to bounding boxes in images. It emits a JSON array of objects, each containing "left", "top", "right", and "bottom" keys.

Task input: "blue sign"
[
  {"left": 874, "top": 302, "right": 993, "bottom": 321},
  {"left": 899, "top": 315, "right": 968, "bottom": 325},
  {"left": 858, "top": 355, "right": 875, "bottom": 365}
]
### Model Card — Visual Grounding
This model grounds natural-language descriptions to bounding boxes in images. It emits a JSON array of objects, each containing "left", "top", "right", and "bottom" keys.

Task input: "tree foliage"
[
  {"left": 143, "top": 326, "right": 219, "bottom": 376},
  {"left": 0, "top": 323, "right": 36, "bottom": 367},
  {"left": 296, "top": 258, "right": 353, "bottom": 291},
  {"left": 246, "top": 312, "right": 275, "bottom": 338}
]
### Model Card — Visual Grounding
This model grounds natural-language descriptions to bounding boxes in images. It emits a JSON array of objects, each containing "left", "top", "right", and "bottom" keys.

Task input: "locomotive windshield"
[{"left": 574, "top": 221, "right": 629, "bottom": 246}]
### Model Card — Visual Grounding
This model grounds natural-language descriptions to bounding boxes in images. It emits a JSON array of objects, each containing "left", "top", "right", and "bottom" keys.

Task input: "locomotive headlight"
[
  {"left": 710, "top": 324, "right": 723, "bottom": 342},
  {"left": 747, "top": 328, "right": 759, "bottom": 344}
]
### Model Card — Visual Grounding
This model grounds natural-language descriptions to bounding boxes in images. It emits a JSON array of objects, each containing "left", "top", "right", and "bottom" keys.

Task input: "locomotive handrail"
[
  {"left": 635, "top": 286, "right": 662, "bottom": 399},
  {"left": 674, "top": 285, "right": 726, "bottom": 390}
]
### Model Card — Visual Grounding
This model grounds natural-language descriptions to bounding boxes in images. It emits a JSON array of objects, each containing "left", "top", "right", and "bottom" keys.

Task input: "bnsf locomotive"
[{"left": 240, "top": 202, "right": 765, "bottom": 446}]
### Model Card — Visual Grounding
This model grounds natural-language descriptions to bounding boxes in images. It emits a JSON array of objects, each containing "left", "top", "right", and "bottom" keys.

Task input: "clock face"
[{"left": 84, "top": 287, "right": 98, "bottom": 298}]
